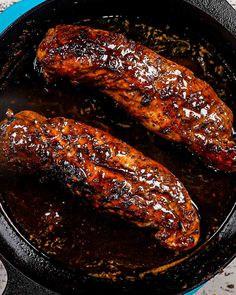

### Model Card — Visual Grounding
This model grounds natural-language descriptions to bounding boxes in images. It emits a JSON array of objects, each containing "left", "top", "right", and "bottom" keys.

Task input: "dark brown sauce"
[{"left": 0, "top": 16, "right": 235, "bottom": 280}]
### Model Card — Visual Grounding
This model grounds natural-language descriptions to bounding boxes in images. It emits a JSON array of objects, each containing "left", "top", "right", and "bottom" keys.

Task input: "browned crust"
[
  {"left": 37, "top": 25, "right": 236, "bottom": 171},
  {"left": 0, "top": 110, "right": 200, "bottom": 251}
]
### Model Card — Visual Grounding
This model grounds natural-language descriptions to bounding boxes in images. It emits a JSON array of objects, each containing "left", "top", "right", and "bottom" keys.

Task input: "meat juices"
[
  {"left": 0, "top": 111, "right": 200, "bottom": 251},
  {"left": 37, "top": 25, "right": 236, "bottom": 172}
]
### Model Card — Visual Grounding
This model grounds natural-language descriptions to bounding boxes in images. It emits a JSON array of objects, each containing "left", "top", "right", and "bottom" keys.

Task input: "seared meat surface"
[
  {"left": 0, "top": 110, "right": 199, "bottom": 251},
  {"left": 37, "top": 25, "right": 236, "bottom": 172}
]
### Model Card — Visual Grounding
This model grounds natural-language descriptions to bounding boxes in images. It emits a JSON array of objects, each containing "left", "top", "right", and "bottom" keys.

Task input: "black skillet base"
[{"left": 0, "top": 0, "right": 236, "bottom": 294}]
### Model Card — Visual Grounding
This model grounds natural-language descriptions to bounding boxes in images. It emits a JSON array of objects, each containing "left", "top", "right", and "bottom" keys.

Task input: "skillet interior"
[{"left": 0, "top": 0, "right": 235, "bottom": 294}]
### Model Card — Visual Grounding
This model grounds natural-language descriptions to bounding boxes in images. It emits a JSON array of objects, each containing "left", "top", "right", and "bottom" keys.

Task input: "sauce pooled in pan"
[{"left": 0, "top": 16, "right": 235, "bottom": 280}]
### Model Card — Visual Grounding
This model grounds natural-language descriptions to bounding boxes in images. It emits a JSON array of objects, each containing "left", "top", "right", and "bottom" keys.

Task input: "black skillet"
[{"left": 0, "top": 0, "right": 236, "bottom": 294}]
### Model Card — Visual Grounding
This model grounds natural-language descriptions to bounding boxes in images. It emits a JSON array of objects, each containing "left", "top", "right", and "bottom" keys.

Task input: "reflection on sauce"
[{"left": 0, "top": 16, "right": 235, "bottom": 280}]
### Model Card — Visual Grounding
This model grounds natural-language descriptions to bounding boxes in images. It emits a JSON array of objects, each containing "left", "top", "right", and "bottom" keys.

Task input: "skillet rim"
[{"left": 0, "top": 0, "right": 235, "bottom": 294}]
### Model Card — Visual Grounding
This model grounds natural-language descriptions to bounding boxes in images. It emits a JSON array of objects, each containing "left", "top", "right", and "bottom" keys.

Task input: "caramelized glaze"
[
  {"left": 0, "top": 16, "right": 235, "bottom": 280},
  {"left": 37, "top": 24, "right": 236, "bottom": 171},
  {"left": 0, "top": 110, "right": 200, "bottom": 251}
]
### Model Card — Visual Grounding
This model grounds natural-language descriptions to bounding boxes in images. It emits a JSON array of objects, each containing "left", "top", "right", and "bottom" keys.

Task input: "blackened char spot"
[
  {"left": 161, "top": 127, "right": 171, "bottom": 134},
  {"left": 160, "top": 86, "right": 174, "bottom": 100},
  {"left": 7, "top": 117, "right": 16, "bottom": 124},
  {"left": 141, "top": 93, "right": 152, "bottom": 106},
  {"left": 206, "top": 143, "right": 222, "bottom": 153},
  {"left": 78, "top": 27, "right": 89, "bottom": 40}
]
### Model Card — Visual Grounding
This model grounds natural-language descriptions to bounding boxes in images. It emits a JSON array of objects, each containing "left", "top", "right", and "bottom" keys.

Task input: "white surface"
[
  {"left": 197, "top": 260, "right": 236, "bottom": 295},
  {"left": 0, "top": 0, "right": 235, "bottom": 294},
  {"left": 0, "top": 260, "right": 7, "bottom": 295},
  {"left": 0, "top": 0, "right": 19, "bottom": 12},
  {"left": 229, "top": 0, "right": 236, "bottom": 8}
]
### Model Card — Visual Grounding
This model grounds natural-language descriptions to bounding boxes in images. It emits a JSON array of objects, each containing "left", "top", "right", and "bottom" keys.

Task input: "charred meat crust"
[
  {"left": 37, "top": 25, "right": 236, "bottom": 172},
  {"left": 0, "top": 110, "right": 200, "bottom": 251}
]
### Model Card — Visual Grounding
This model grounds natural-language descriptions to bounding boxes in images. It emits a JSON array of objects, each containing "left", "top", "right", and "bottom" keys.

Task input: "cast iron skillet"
[{"left": 0, "top": 0, "right": 236, "bottom": 294}]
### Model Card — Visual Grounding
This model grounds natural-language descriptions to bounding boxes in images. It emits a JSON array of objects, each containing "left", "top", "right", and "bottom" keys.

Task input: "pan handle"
[{"left": 0, "top": 255, "right": 57, "bottom": 295}]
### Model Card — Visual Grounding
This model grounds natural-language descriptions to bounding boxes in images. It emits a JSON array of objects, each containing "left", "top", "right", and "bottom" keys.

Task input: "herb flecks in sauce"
[{"left": 0, "top": 16, "right": 235, "bottom": 280}]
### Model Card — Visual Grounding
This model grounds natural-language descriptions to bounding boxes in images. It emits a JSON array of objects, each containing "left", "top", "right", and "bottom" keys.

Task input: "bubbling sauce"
[{"left": 0, "top": 16, "right": 235, "bottom": 280}]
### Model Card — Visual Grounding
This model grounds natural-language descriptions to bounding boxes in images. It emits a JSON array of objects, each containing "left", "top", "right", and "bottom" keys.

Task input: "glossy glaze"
[
  {"left": 37, "top": 24, "right": 236, "bottom": 171},
  {"left": 0, "top": 110, "right": 200, "bottom": 251},
  {"left": 0, "top": 16, "right": 235, "bottom": 280}
]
